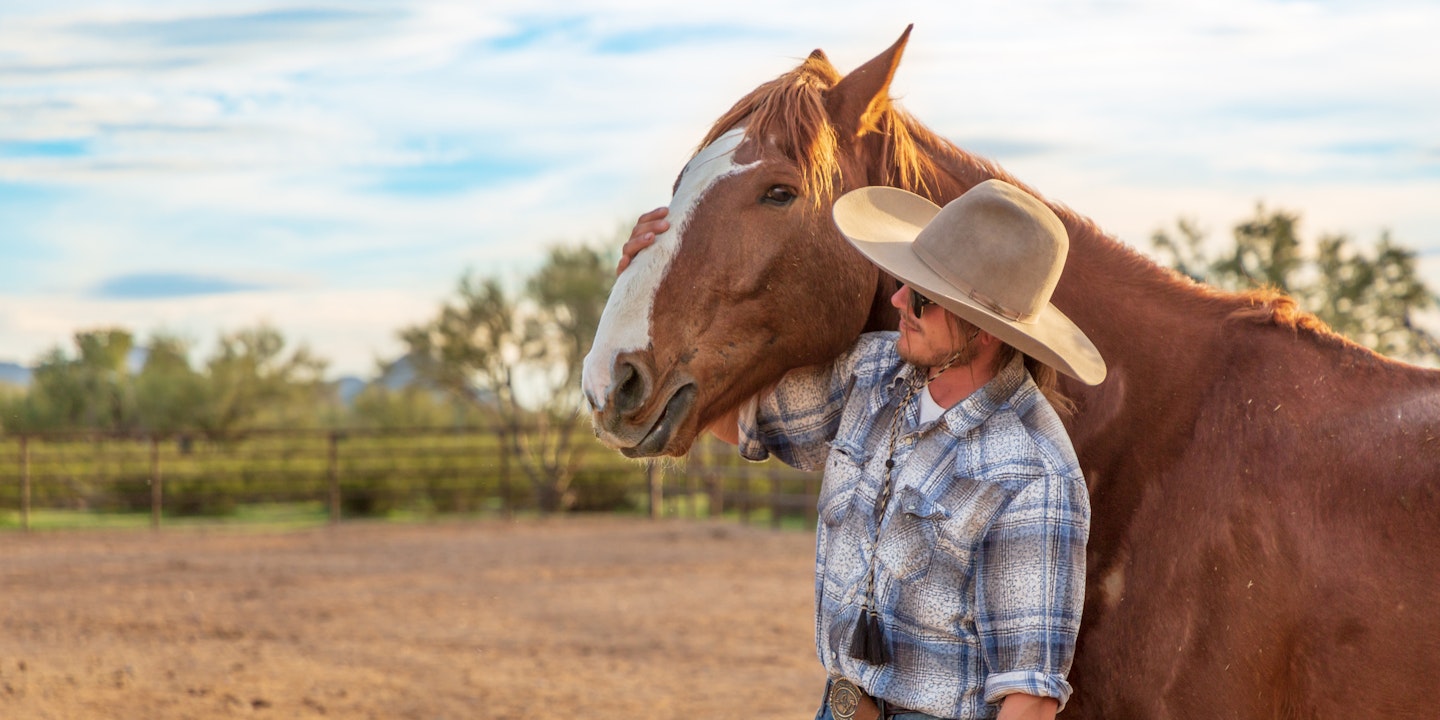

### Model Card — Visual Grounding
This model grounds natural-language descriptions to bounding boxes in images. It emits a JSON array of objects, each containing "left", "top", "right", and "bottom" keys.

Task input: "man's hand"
[
  {"left": 617, "top": 206, "right": 669, "bottom": 276},
  {"left": 997, "top": 693, "right": 1058, "bottom": 720},
  {"left": 705, "top": 404, "right": 741, "bottom": 445}
]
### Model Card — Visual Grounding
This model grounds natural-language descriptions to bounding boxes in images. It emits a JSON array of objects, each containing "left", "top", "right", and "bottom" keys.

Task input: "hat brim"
[{"left": 834, "top": 186, "right": 1107, "bottom": 386}]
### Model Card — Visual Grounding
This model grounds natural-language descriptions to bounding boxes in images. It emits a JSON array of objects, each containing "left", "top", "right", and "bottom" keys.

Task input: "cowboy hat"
[{"left": 832, "top": 179, "right": 1107, "bottom": 385}]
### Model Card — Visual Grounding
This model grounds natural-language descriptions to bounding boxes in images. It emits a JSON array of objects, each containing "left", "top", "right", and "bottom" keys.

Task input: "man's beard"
[{"left": 899, "top": 334, "right": 980, "bottom": 371}]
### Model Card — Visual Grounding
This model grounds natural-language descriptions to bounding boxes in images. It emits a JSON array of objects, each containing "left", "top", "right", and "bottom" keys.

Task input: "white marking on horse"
[
  {"left": 1100, "top": 564, "right": 1125, "bottom": 611},
  {"left": 582, "top": 127, "right": 756, "bottom": 409}
]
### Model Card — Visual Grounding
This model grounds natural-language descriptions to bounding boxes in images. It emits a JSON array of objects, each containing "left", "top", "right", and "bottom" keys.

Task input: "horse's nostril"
[{"left": 613, "top": 361, "right": 647, "bottom": 415}]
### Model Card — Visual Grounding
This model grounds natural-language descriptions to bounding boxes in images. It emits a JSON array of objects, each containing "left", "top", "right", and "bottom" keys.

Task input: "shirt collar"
[
  {"left": 939, "top": 352, "right": 1027, "bottom": 437},
  {"left": 884, "top": 351, "right": 1030, "bottom": 434}
]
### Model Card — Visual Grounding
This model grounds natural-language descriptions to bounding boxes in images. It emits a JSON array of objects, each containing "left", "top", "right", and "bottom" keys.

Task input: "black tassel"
[
  {"left": 848, "top": 609, "right": 871, "bottom": 660},
  {"left": 848, "top": 608, "right": 889, "bottom": 665},
  {"left": 866, "top": 611, "right": 890, "bottom": 665}
]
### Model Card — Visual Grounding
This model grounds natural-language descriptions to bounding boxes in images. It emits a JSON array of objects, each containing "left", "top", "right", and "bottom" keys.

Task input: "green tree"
[
  {"left": 1151, "top": 204, "right": 1440, "bottom": 363},
  {"left": 401, "top": 243, "right": 615, "bottom": 512},
  {"left": 0, "top": 383, "right": 29, "bottom": 434},
  {"left": 1, "top": 329, "right": 138, "bottom": 433},
  {"left": 201, "top": 324, "right": 331, "bottom": 435},
  {"left": 132, "top": 332, "right": 208, "bottom": 435}
]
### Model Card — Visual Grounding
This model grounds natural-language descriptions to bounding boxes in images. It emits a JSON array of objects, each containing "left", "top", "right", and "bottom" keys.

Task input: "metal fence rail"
[{"left": 0, "top": 428, "right": 820, "bottom": 531}]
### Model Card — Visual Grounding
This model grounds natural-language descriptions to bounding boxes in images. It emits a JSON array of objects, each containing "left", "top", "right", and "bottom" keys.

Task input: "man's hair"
[{"left": 947, "top": 315, "right": 1075, "bottom": 419}]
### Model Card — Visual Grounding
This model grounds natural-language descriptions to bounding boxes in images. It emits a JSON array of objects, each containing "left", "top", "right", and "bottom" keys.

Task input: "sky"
[{"left": 2, "top": 0, "right": 1437, "bottom": 378}]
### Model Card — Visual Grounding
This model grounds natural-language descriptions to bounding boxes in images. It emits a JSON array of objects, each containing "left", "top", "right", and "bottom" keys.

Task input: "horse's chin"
[{"left": 618, "top": 383, "right": 698, "bottom": 458}]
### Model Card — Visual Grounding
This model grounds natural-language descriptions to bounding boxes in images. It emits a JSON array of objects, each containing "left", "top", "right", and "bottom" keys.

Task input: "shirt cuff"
[
  {"left": 983, "top": 671, "right": 1073, "bottom": 712},
  {"left": 735, "top": 394, "right": 770, "bottom": 462}
]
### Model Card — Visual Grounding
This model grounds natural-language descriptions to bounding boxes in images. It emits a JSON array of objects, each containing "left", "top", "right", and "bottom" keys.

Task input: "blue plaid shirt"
[{"left": 737, "top": 333, "right": 1089, "bottom": 719}]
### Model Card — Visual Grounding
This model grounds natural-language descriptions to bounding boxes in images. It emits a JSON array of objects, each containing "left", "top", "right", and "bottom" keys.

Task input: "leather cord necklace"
[{"left": 848, "top": 332, "right": 976, "bottom": 665}]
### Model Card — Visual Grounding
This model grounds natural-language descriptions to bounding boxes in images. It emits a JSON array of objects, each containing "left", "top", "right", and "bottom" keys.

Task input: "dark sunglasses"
[{"left": 905, "top": 285, "right": 936, "bottom": 319}]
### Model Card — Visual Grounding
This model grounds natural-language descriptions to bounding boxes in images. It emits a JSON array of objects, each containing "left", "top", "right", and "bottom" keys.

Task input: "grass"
[
  {"left": 0, "top": 502, "right": 334, "bottom": 533},
  {"left": 0, "top": 498, "right": 820, "bottom": 534}
]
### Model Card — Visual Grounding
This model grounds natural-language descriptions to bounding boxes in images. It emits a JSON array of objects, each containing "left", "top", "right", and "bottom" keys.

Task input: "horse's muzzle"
[
  {"left": 621, "top": 383, "right": 696, "bottom": 458},
  {"left": 588, "top": 353, "right": 698, "bottom": 457}
]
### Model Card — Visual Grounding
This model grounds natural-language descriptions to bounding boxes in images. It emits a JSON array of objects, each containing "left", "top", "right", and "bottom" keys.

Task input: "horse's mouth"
[{"left": 621, "top": 383, "right": 697, "bottom": 458}]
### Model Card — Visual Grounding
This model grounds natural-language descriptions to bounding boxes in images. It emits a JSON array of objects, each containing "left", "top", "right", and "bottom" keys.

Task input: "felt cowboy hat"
[{"left": 832, "top": 179, "right": 1107, "bottom": 385}]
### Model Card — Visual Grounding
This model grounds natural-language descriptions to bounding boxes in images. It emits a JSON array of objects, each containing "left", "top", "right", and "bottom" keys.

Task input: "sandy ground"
[{"left": 0, "top": 517, "right": 826, "bottom": 719}]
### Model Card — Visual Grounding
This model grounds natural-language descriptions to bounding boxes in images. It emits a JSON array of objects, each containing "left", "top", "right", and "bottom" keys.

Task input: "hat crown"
[
  {"left": 831, "top": 179, "right": 1106, "bottom": 385},
  {"left": 911, "top": 179, "right": 1067, "bottom": 322}
]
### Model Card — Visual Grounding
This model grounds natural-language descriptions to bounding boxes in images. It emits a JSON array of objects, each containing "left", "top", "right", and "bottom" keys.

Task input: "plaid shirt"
[{"left": 738, "top": 333, "right": 1089, "bottom": 719}]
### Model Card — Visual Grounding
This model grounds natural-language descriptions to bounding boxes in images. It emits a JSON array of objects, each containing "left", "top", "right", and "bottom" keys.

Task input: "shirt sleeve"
[
  {"left": 975, "top": 471, "right": 1090, "bottom": 711},
  {"left": 735, "top": 333, "right": 893, "bottom": 472}
]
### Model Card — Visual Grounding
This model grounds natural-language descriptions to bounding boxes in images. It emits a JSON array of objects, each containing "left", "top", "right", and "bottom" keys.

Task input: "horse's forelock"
[{"left": 695, "top": 54, "right": 949, "bottom": 208}]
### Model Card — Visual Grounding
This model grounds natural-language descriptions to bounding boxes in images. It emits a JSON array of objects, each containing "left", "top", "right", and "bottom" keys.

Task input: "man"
[{"left": 620, "top": 179, "right": 1105, "bottom": 720}]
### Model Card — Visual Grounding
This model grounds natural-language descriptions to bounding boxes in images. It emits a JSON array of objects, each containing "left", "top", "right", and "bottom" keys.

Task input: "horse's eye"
[{"left": 761, "top": 185, "right": 797, "bottom": 207}]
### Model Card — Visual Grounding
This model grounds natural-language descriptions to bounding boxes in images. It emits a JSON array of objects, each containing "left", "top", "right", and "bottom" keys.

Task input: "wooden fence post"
[
  {"left": 149, "top": 436, "right": 162, "bottom": 530},
  {"left": 686, "top": 457, "right": 698, "bottom": 519},
  {"left": 707, "top": 440, "right": 723, "bottom": 519},
  {"left": 770, "top": 468, "right": 783, "bottom": 529},
  {"left": 739, "top": 472, "right": 751, "bottom": 525},
  {"left": 20, "top": 436, "right": 31, "bottom": 533},
  {"left": 498, "top": 426, "right": 513, "bottom": 519},
  {"left": 646, "top": 461, "right": 662, "bottom": 520},
  {"left": 327, "top": 431, "right": 341, "bottom": 524}
]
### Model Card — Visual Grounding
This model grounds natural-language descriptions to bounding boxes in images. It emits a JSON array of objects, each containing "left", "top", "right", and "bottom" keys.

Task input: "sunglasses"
[{"left": 904, "top": 285, "right": 936, "bottom": 319}]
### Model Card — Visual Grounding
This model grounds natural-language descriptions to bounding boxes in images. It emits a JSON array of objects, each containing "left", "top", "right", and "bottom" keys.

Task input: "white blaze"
[{"left": 583, "top": 127, "right": 755, "bottom": 410}]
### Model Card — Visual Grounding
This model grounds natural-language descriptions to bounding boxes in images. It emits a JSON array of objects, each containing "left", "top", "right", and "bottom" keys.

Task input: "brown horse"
[{"left": 581, "top": 27, "right": 1440, "bottom": 719}]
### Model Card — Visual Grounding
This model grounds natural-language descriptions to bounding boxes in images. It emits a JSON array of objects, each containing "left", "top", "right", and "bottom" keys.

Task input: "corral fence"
[{"left": 0, "top": 428, "right": 820, "bottom": 531}]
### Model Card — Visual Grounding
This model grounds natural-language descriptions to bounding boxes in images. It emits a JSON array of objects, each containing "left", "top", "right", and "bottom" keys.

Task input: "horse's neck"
[
  {"left": 863, "top": 272, "right": 900, "bottom": 332},
  {"left": 911, "top": 133, "right": 1232, "bottom": 449}
]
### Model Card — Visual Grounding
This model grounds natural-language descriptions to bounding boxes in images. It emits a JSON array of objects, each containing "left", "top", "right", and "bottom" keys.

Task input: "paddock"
[{"left": 0, "top": 517, "right": 823, "bottom": 719}]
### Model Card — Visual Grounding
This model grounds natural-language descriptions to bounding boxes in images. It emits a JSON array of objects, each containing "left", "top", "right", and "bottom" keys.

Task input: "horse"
[{"left": 581, "top": 27, "right": 1440, "bottom": 719}]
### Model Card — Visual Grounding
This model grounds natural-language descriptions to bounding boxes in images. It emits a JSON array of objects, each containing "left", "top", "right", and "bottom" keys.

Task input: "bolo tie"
[{"left": 848, "top": 343, "right": 971, "bottom": 666}]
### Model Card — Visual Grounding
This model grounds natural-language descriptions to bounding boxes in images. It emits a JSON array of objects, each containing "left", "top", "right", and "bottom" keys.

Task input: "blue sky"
[{"left": 2, "top": 0, "right": 1438, "bottom": 377}]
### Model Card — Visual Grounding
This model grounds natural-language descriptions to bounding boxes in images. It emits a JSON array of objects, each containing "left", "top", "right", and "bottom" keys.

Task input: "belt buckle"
[{"left": 828, "top": 678, "right": 863, "bottom": 720}]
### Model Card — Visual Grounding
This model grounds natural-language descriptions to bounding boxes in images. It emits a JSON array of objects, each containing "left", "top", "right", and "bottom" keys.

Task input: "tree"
[
  {"left": 200, "top": 324, "right": 331, "bottom": 435},
  {"left": 401, "top": 243, "right": 615, "bottom": 512},
  {"left": 0, "top": 325, "right": 336, "bottom": 437},
  {"left": 0, "top": 329, "right": 138, "bottom": 433},
  {"left": 132, "top": 332, "right": 208, "bottom": 435},
  {"left": 1151, "top": 204, "right": 1440, "bottom": 364}
]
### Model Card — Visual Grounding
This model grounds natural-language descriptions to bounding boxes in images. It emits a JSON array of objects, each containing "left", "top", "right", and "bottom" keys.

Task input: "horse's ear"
[
  {"left": 826, "top": 25, "right": 912, "bottom": 139},
  {"left": 805, "top": 48, "right": 839, "bottom": 79}
]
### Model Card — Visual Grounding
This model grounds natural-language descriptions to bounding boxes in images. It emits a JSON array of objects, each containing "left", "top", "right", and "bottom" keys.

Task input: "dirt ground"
[{"left": 1, "top": 517, "right": 827, "bottom": 719}]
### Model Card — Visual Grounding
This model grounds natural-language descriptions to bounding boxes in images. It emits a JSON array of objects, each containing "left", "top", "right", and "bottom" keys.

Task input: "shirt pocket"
[
  {"left": 876, "top": 484, "right": 949, "bottom": 583},
  {"left": 819, "top": 439, "right": 870, "bottom": 528},
  {"left": 928, "top": 475, "right": 1016, "bottom": 592}
]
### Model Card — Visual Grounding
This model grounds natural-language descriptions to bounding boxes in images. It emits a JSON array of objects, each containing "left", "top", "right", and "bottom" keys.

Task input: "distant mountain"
[
  {"left": 335, "top": 376, "right": 367, "bottom": 405},
  {"left": 0, "top": 346, "right": 146, "bottom": 386},
  {"left": 346, "top": 353, "right": 497, "bottom": 406},
  {"left": 377, "top": 354, "right": 420, "bottom": 390},
  {"left": 0, "top": 361, "right": 31, "bottom": 387},
  {"left": 127, "top": 346, "right": 148, "bottom": 374}
]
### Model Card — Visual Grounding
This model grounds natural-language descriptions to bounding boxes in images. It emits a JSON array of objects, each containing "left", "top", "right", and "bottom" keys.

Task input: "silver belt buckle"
[{"left": 828, "top": 677, "right": 862, "bottom": 720}]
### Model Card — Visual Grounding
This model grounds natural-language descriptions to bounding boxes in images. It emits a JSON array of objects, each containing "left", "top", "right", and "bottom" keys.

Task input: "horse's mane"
[
  {"left": 699, "top": 54, "right": 1364, "bottom": 353},
  {"left": 699, "top": 53, "right": 956, "bottom": 206}
]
